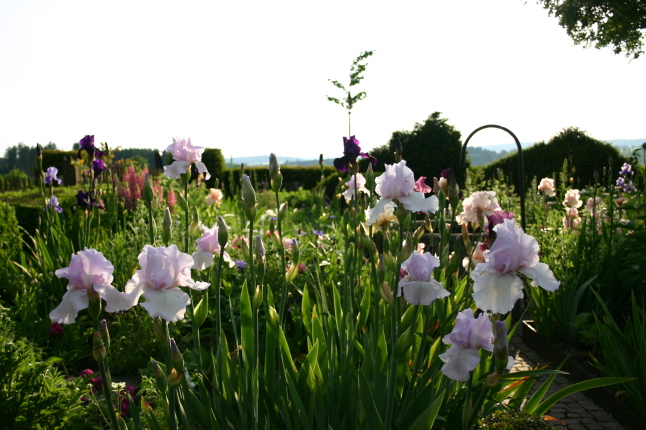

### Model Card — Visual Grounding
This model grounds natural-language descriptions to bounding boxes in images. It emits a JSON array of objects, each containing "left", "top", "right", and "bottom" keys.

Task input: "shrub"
[
  {"left": 478, "top": 410, "right": 556, "bottom": 429},
  {"left": 203, "top": 148, "right": 227, "bottom": 188},
  {"left": 481, "top": 127, "right": 626, "bottom": 192}
]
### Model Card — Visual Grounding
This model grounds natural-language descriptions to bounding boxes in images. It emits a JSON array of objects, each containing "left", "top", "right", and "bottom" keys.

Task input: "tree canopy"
[
  {"left": 367, "top": 112, "right": 467, "bottom": 187},
  {"left": 537, "top": 0, "right": 646, "bottom": 59}
]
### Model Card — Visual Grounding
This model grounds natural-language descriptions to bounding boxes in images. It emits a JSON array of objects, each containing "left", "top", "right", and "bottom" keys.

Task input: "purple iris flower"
[
  {"left": 92, "top": 159, "right": 106, "bottom": 177},
  {"left": 619, "top": 163, "right": 634, "bottom": 176},
  {"left": 71, "top": 190, "right": 104, "bottom": 213},
  {"left": 44, "top": 167, "right": 62, "bottom": 185},
  {"left": 45, "top": 195, "right": 63, "bottom": 213},
  {"left": 235, "top": 260, "right": 248, "bottom": 271},
  {"left": 313, "top": 230, "right": 324, "bottom": 237},
  {"left": 333, "top": 136, "right": 377, "bottom": 172},
  {"left": 78, "top": 135, "right": 104, "bottom": 159}
]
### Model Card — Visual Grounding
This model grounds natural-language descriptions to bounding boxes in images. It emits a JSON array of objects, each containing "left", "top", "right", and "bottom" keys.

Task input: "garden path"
[{"left": 510, "top": 325, "right": 625, "bottom": 430}]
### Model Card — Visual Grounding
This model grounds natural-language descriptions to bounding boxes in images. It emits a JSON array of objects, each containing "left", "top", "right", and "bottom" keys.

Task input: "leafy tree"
[
  {"left": 326, "top": 50, "right": 374, "bottom": 136},
  {"left": 536, "top": 0, "right": 646, "bottom": 59},
  {"left": 367, "top": 112, "right": 468, "bottom": 187}
]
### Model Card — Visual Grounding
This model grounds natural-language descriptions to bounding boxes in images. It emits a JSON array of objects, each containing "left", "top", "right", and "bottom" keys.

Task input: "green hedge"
[
  {"left": 221, "top": 165, "right": 338, "bottom": 197},
  {"left": 481, "top": 127, "right": 626, "bottom": 191},
  {"left": 0, "top": 201, "right": 20, "bottom": 260},
  {"left": 41, "top": 150, "right": 78, "bottom": 187},
  {"left": 203, "top": 148, "right": 227, "bottom": 188}
]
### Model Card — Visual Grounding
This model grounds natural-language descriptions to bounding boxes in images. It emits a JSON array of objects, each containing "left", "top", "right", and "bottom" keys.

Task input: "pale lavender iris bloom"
[
  {"left": 46, "top": 195, "right": 63, "bottom": 213},
  {"left": 49, "top": 248, "right": 132, "bottom": 324},
  {"left": 164, "top": 137, "right": 210, "bottom": 180},
  {"left": 398, "top": 251, "right": 450, "bottom": 305},
  {"left": 439, "top": 309, "right": 493, "bottom": 382},
  {"left": 44, "top": 167, "right": 62, "bottom": 185},
  {"left": 471, "top": 219, "right": 560, "bottom": 314},
  {"left": 124, "top": 245, "right": 210, "bottom": 322},
  {"left": 192, "top": 226, "right": 235, "bottom": 270},
  {"left": 365, "top": 160, "right": 439, "bottom": 225}
]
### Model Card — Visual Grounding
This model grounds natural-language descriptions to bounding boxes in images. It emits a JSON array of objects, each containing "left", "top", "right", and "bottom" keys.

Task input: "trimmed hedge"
[
  {"left": 41, "top": 150, "right": 79, "bottom": 187},
  {"left": 481, "top": 127, "right": 626, "bottom": 191},
  {"left": 0, "top": 201, "right": 20, "bottom": 260},
  {"left": 220, "top": 165, "right": 338, "bottom": 197},
  {"left": 203, "top": 148, "right": 227, "bottom": 188}
]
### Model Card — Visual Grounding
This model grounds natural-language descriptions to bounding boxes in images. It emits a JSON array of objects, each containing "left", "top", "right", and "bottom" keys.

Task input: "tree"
[
  {"left": 367, "top": 112, "right": 468, "bottom": 187},
  {"left": 536, "top": 0, "right": 646, "bottom": 59},
  {"left": 326, "top": 50, "right": 374, "bottom": 136}
]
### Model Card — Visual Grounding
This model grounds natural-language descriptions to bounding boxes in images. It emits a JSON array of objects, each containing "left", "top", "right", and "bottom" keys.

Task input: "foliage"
[
  {"left": 481, "top": 127, "right": 625, "bottom": 192},
  {"left": 42, "top": 149, "right": 80, "bottom": 186},
  {"left": 537, "top": 0, "right": 646, "bottom": 59},
  {"left": 0, "top": 317, "right": 88, "bottom": 429},
  {"left": 326, "top": 50, "right": 374, "bottom": 113},
  {"left": 0, "top": 201, "right": 20, "bottom": 259},
  {"left": 0, "top": 143, "right": 36, "bottom": 176},
  {"left": 478, "top": 410, "right": 555, "bottom": 429},
  {"left": 368, "top": 112, "right": 468, "bottom": 187},
  {"left": 467, "top": 146, "right": 511, "bottom": 167}
]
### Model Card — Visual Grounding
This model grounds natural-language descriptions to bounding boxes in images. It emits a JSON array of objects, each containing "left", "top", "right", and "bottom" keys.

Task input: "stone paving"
[{"left": 509, "top": 325, "right": 625, "bottom": 430}]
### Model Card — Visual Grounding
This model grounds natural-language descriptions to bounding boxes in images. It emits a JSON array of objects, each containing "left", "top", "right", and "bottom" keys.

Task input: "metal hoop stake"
[{"left": 459, "top": 124, "right": 526, "bottom": 231}]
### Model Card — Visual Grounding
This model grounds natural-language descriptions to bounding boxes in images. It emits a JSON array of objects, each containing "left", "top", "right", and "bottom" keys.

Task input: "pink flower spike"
[
  {"left": 124, "top": 245, "right": 210, "bottom": 322},
  {"left": 49, "top": 248, "right": 132, "bottom": 324},
  {"left": 414, "top": 176, "right": 433, "bottom": 193}
]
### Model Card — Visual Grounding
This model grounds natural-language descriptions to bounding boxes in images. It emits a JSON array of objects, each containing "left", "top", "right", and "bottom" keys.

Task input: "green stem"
[
  {"left": 98, "top": 360, "right": 121, "bottom": 430},
  {"left": 275, "top": 190, "right": 288, "bottom": 327}
]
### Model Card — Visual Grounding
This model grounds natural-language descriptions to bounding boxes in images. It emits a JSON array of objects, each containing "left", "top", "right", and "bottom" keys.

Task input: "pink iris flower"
[
  {"left": 398, "top": 251, "right": 450, "bottom": 305},
  {"left": 456, "top": 191, "right": 501, "bottom": 228},
  {"left": 470, "top": 219, "right": 560, "bottom": 314},
  {"left": 342, "top": 173, "right": 370, "bottom": 202},
  {"left": 193, "top": 226, "right": 235, "bottom": 270},
  {"left": 50, "top": 248, "right": 132, "bottom": 324},
  {"left": 365, "top": 160, "right": 439, "bottom": 225},
  {"left": 538, "top": 177, "right": 555, "bottom": 197},
  {"left": 124, "top": 245, "right": 210, "bottom": 322},
  {"left": 164, "top": 137, "right": 210, "bottom": 180}
]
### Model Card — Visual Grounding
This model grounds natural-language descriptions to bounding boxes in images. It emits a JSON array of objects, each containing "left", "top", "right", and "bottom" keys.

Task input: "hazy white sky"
[{"left": 0, "top": 0, "right": 644, "bottom": 159}]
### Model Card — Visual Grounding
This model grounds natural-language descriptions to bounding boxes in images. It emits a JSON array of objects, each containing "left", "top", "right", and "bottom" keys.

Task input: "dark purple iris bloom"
[
  {"left": 92, "top": 159, "right": 106, "bottom": 177},
  {"left": 71, "top": 190, "right": 104, "bottom": 213},
  {"left": 78, "top": 135, "right": 104, "bottom": 159},
  {"left": 46, "top": 195, "right": 63, "bottom": 213},
  {"left": 44, "top": 166, "right": 62, "bottom": 185},
  {"left": 333, "top": 136, "right": 377, "bottom": 172}
]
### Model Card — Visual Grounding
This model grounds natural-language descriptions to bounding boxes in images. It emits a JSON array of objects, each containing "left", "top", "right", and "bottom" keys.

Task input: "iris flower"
[
  {"left": 124, "top": 245, "right": 209, "bottom": 322},
  {"left": 398, "top": 251, "right": 450, "bottom": 305},
  {"left": 333, "top": 136, "right": 376, "bottom": 172},
  {"left": 164, "top": 137, "right": 210, "bottom": 180},
  {"left": 44, "top": 167, "right": 62, "bottom": 185},
  {"left": 470, "top": 219, "right": 559, "bottom": 314}
]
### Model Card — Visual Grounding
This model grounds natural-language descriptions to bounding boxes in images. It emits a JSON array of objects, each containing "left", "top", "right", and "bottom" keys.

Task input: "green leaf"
[
  {"left": 532, "top": 377, "right": 634, "bottom": 417},
  {"left": 408, "top": 389, "right": 444, "bottom": 430},
  {"left": 358, "top": 371, "right": 384, "bottom": 430}
]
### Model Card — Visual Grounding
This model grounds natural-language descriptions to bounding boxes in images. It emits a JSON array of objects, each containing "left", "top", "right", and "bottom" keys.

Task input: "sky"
[{"left": 0, "top": 0, "right": 644, "bottom": 160}]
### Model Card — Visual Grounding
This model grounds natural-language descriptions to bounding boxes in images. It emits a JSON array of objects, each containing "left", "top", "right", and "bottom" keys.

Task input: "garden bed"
[{"left": 522, "top": 320, "right": 646, "bottom": 430}]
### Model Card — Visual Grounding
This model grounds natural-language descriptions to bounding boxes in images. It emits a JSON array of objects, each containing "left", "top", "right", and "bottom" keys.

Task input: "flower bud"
[
  {"left": 240, "top": 236, "right": 250, "bottom": 257},
  {"left": 493, "top": 320, "right": 509, "bottom": 374},
  {"left": 267, "top": 306, "right": 280, "bottom": 333},
  {"left": 92, "top": 331, "right": 106, "bottom": 362},
  {"left": 217, "top": 216, "right": 229, "bottom": 248},
  {"left": 170, "top": 338, "right": 184, "bottom": 372},
  {"left": 162, "top": 208, "right": 172, "bottom": 245},
  {"left": 241, "top": 175, "right": 257, "bottom": 221},
  {"left": 380, "top": 282, "right": 394, "bottom": 305},
  {"left": 319, "top": 154, "right": 324, "bottom": 168},
  {"left": 290, "top": 239, "right": 300, "bottom": 265},
  {"left": 384, "top": 252, "right": 397, "bottom": 272},
  {"left": 269, "top": 153, "right": 280, "bottom": 180},
  {"left": 167, "top": 367, "right": 183, "bottom": 389},
  {"left": 177, "top": 191, "right": 188, "bottom": 212},
  {"left": 188, "top": 206, "right": 200, "bottom": 235},
  {"left": 397, "top": 232, "right": 413, "bottom": 264},
  {"left": 143, "top": 172, "right": 154, "bottom": 204},
  {"left": 151, "top": 360, "right": 167, "bottom": 391},
  {"left": 253, "top": 285, "right": 263, "bottom": 311},
  {"left": 395, "top": 139, "right": 403, "bottom": 162},
  {"left": 255, "top": 235, "right": 266, "bottom": 262},
  {"left": 278, "top": 202, "right": 288, "bottom": 222},
  {"left": 377, "top": 254, "right": 386, "bottom": 284},
  {"left": 99, "top": 319, "right": 110, "bottom": 351},
  {"left": 153, "top": 317, "right": 165, "bottom": 345},
  {"left": 87, "top": 286, "right": 102, "bottom": 321},
  {"left": 269, "top": 218, "right": 276, "bottom": 234},
  {"left": 365, "top": 163, "right": 375, "bottom": 191}
]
